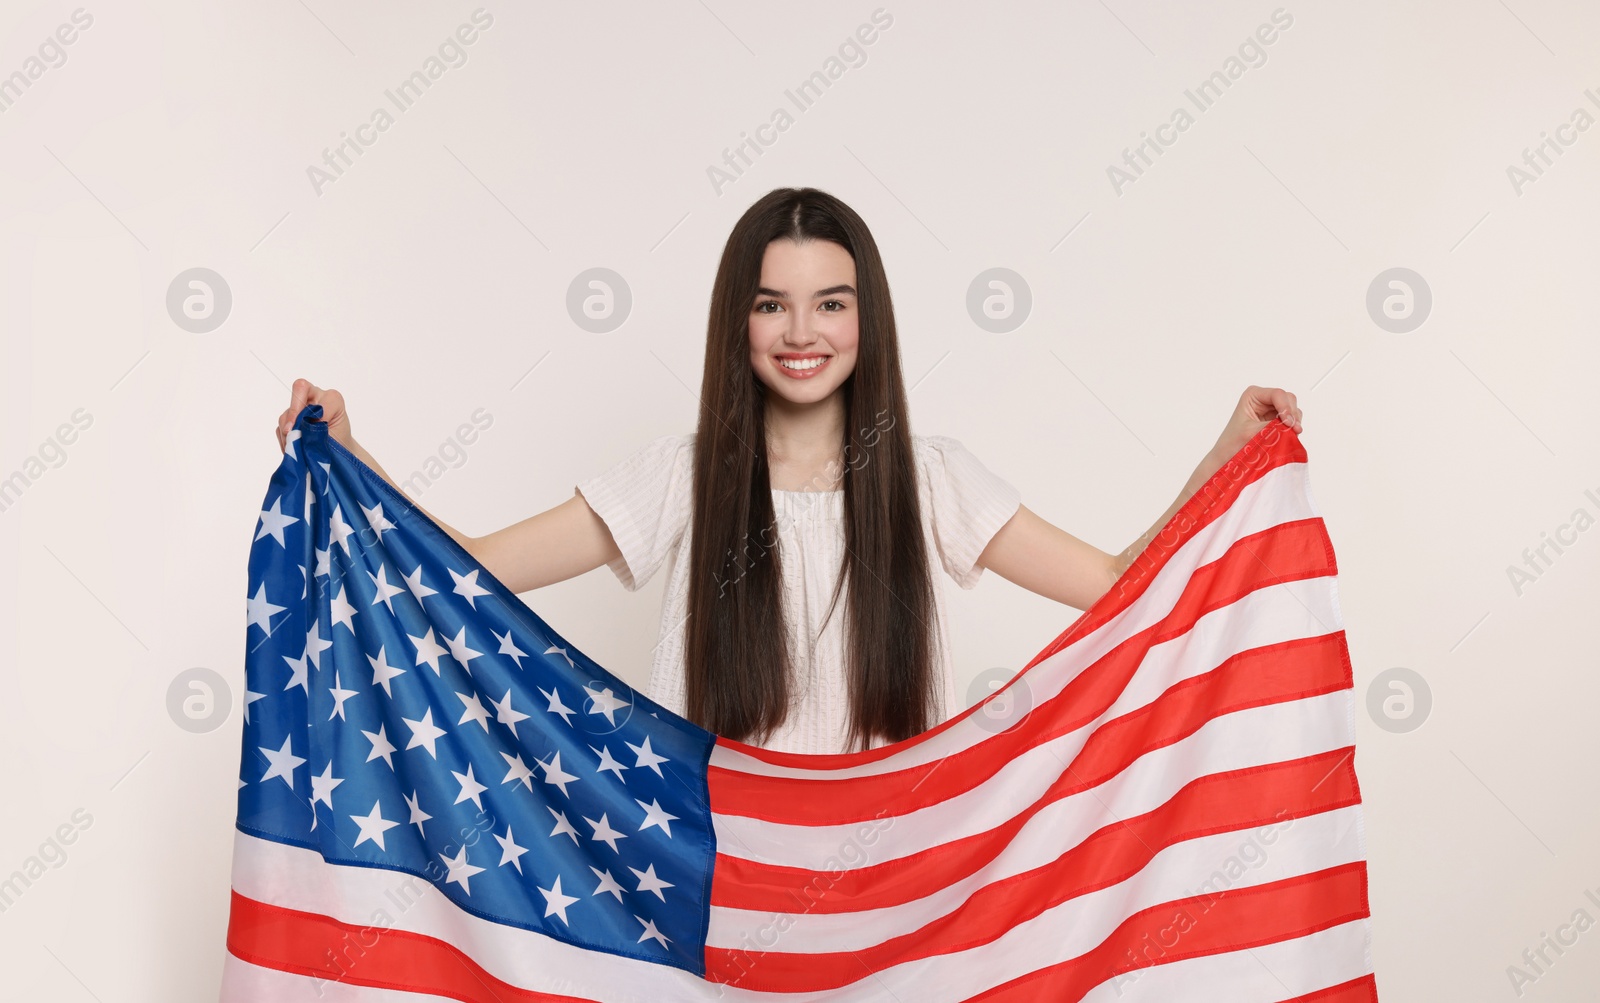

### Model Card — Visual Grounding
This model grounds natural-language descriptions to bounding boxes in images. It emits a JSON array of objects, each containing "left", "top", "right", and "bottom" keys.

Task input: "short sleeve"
[
  {"left": 919, "top": 435, "right": 1023, "bottom": 590},
  {"left": 574, "top": 433, "right": 694, "bottom": 592}
]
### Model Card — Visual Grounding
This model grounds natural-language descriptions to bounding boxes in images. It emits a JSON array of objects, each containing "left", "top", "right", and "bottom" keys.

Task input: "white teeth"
[{"left": 779, "top": 357, "right": 828, "bottom": 371}]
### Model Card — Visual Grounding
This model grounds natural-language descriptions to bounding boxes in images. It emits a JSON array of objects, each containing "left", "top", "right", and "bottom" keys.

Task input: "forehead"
[{"left": 759, "top": 238, "right": 856, "bottom": 280}]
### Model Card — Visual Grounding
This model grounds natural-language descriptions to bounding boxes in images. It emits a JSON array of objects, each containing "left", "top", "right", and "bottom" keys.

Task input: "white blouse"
[{"left": 574, "top": 432, "right": 1022, "bottom": 755}]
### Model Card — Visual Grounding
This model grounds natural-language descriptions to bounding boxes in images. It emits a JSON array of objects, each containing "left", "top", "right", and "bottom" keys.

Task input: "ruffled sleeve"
[
  {"left": 919, "top": 435, "right": 1023, "bottom": 590},
  {"left": 574, "top": 433, "right": 694, "bottom": 591}
]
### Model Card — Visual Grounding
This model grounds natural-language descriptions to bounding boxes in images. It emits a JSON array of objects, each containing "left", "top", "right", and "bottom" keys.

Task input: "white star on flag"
[
  {"left": 256, "top": 496, "right": 299, "bottom": 546},
  {"left": 500, "top": 752, "right": 535, "bottom": 790},
  {"left": 258, "top": 736, "right": 305, "bottom": 788},
  {"left": 443, "top": 626, "right": 484, "bottom": 673},
  {"left": 359, "top": 501, "right": 396, "bottom": 540},
  {"left": 280, "top": 652, "right": 309, "bottom": 695},
  {"left": 585, "top": 683, "right": 629, "bottom": 726},
  {"left": 402, "top": 564, "right": 438, "bottom": 602},
  {"left": 439, "top": 845, "right": 485, "bottom": 895},
  {"left": 592, "top": 744, "right": 629, "bottom": 781},
  {"left": 495, "top": 827, "right": 529, "bottom": 874},
  {"left": 245, "top": 583, "right": 285, "bottom": 633},
  {"left": 545, "top": 644, "right": 576, "bottom": 668},
  {"left": 456, "top": 691, "right": 492, "bottom": 731},
  {"left": 328, "top": 672, "right": 358, "bottom": 720},
  {"left": 590, "top": 866, "right": 625, "bottom": 902},
  {"left": 328, "top": 582, "right": 358, "bottom": 632},
  {"left": 492, "top": 688, "right": 530, "bottom": 736},
  {"left": 494, "top": 628, "right": 528, "bottom": 667},
  {"left": 539, "top": 751, "right": 579, "bottom": 797},
  {"left": 584, "top": 812, "right": 627, "bottom": 853},
  {"left": 539, "top": 875, "right": 579, "bottom": 925},
  {"left": 368, "top": 566, "right": 406, "bottom": 614},
  {"left": 402, "top": 708, "right": 447, "bottom": 759},
  {"left": 310, "top": 761, "right": 343, "bottom": 812},
  {"left": 350, "top": 801, "right": 399, "bottom": 851},
  {"left": 539, "top": 684, "right": 576, "bottom": 724},
  {"left": 404, "top": 790, "right": 431, "bottom": 838},
  {"left": 328, "top": 503, "right": 356, "bottom": 556},
  {"left": 547, "top": 807, "right": 580, "bottom": 845},
  {"left": 409, "top": 627, "right": 449, "bottom": 674},
  {"left": 635, "top": 797, "right": 678, "bottom": 838},
  {"left": 361, "top": 724, "right": 397, "bottom": 768},
  {"left": 452, "top": 763, "right": 488, "bottom": 810},
  {"left": 450, "top": 567, "right": 491, "bottom": 608},
  {"left": 629, "top": 863, "right": 674, "bottom": 902},
  {"left": 304, "top": 620, "right": 333, "bottom": 670},
  {"left": 367, "top": 646, "right": 406, "bottom": 696},
  {"left": 635, "top": 916, "right": 670, "bottom": 949},
  {"left": 626, "top": 735, "right": 670, "bottom": 778}
]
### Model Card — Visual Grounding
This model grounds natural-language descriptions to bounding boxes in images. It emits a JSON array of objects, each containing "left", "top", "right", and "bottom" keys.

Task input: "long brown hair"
[{"left": 682, "top": 187, "right": 941, "bottom": 754}]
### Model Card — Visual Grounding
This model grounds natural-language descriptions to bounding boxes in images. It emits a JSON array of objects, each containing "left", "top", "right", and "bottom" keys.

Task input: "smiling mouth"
[
  {"left": 774, "top": 355, "right": 834, "bottom": 381},
  {"left": 776, "top": 355, "right": 832, "bottom": 372}
]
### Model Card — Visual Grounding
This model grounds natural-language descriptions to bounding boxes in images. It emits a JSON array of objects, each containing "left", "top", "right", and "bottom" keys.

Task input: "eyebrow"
[{"left": 755, "top": 284, "right": 857, "bottom": 299}]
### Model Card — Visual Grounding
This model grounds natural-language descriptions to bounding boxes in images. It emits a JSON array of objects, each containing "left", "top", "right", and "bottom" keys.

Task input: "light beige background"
[{"left": 2, "top": 1, "right": 1597, "bottom": 1000}]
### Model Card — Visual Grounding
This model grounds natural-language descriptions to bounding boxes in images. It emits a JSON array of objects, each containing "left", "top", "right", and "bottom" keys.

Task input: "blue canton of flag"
[{"left": 236, "top": 404, "right": 716, "bottom": 975}]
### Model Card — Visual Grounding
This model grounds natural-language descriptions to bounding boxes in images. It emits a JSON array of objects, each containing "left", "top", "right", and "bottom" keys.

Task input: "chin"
[
  {"left": 769, "top": 383, "right": 835, "bottom": 404},
  {"left": 757, "top": 367, "right": 835, "bottom": 398}
]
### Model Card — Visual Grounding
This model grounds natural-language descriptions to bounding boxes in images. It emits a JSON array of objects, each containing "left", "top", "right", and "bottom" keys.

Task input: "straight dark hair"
[{"left": 682, "top": 187, "right": 941, "bottom": 754}]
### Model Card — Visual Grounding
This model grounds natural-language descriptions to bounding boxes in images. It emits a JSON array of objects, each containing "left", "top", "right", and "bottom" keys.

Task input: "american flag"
[{"left": 223, "top": 405, "right": 1377, "bottom": 1001}]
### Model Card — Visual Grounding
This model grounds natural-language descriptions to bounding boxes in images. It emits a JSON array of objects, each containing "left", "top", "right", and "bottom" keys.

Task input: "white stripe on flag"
[
  {"left": 221, "top": 952, "right": 458, "bottom": 1002},
  {"left": 708, "top": 804, "right": 1364, "bottom": 958},
  {"left": 711, "top": 688, "right": 1352, "bottom": 871},
  {"left": 1077, "top": 920, "right": 1373, "bottom": 1003}
]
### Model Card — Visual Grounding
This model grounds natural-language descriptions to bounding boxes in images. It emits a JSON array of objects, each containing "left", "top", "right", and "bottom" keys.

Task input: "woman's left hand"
[{"left": 1211, "top": 385, "right": 1303, "bottom": 460}]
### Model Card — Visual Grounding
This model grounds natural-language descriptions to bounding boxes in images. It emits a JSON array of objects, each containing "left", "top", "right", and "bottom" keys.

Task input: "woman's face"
[{"left": 748, "top": 237, "right": 860, "bottom": 406}]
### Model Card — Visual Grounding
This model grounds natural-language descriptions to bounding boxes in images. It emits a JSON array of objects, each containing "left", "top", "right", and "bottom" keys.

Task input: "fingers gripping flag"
[{"left": 222, "top": 405, "right": 1378, "bottom": 1002}]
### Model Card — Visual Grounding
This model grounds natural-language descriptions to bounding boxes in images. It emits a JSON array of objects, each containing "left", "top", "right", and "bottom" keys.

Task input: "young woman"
[{"left": 275, "top": 187, "right": 1303, "bottom": 758}]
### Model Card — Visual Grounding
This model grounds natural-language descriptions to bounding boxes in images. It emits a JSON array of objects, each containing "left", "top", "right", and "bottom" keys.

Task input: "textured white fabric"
[{"left": 574, "top": 432, "right": 1022, "bottom": 755}]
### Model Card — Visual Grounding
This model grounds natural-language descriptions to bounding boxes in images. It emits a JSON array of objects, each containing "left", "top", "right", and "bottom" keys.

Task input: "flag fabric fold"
[{"left": 221, "top": 405, "right": 1378, "bottom": 1002}]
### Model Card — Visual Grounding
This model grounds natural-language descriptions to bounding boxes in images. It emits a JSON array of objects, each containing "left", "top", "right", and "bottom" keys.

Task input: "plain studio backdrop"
[{"left": 2, "top": 1, "right": 1598, "bottom": 999}]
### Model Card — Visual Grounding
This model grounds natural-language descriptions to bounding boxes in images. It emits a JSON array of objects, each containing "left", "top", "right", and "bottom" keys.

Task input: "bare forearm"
[
  {"left": 1109, "top": 446, "right": 1228, "bottom": 582},
  {"left": 345, "top": 438, "right": 477, "bottom": 554}
]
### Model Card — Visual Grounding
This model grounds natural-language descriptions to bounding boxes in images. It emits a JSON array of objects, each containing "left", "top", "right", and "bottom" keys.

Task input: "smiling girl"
[{"left": 275, "top": 187, "right": 1303, "bottom": 757}]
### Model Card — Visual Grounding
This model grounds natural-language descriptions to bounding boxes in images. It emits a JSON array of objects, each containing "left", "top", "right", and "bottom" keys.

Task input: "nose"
[{"left": 782, "top": 318, "right": 820, "bottom": 349}]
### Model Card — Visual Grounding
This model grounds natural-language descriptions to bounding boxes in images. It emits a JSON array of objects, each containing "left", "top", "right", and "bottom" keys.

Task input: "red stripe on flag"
[
  {"left": 714, "top": 419, "right": 1310, "bottom": 771},
  {"left": 711, "top": 743, "right": 1361, "bottom": 913},
  {"left": 712, "top": 568, "right": 1345, "bottom": 829},
  {"left": 1276, "top": 976, "right": 1382, "bottom": 1002},
  {"left": 225, "top": 890, "right": 595, "bottom": 1003},
  {"left": 705, "top": 862, "right": 1370, "bottom": 994},
  {"left": 968, "top": 863, "right": 1371, "bottom": 1001}
]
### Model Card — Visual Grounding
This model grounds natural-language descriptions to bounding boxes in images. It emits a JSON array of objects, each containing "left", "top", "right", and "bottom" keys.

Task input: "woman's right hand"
[{"left": 277, "top": 378, "right": 354, "bottom": 453}]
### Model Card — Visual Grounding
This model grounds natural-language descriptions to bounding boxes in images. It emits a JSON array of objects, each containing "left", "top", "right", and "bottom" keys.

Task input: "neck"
[{"left": 764, "top": 392, "right": 846, "bottom": 477}]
